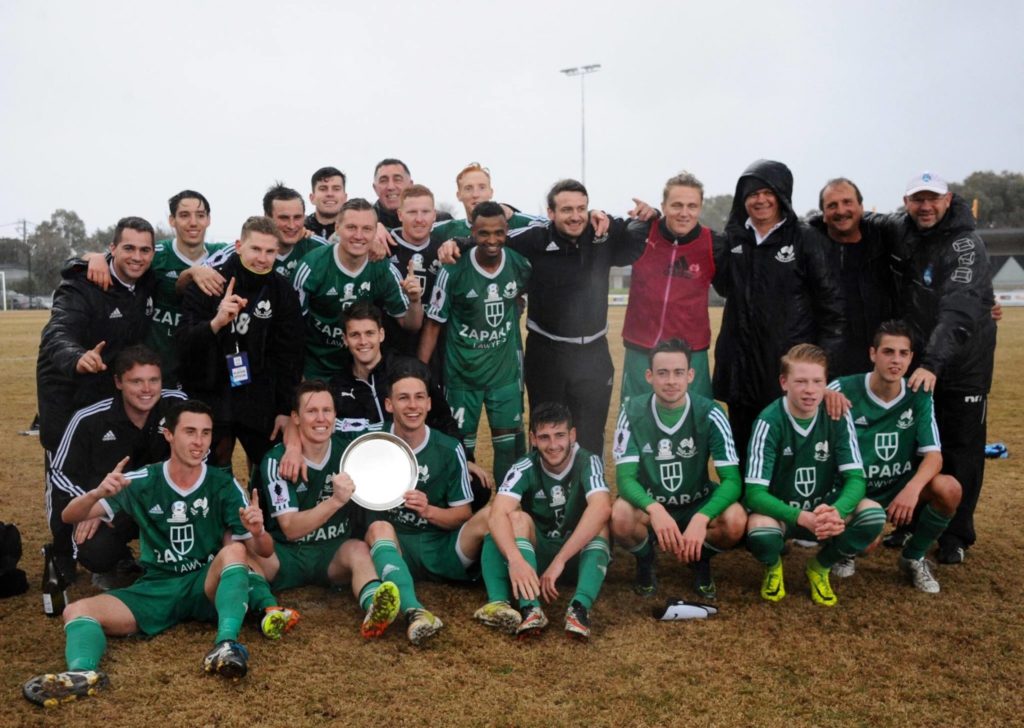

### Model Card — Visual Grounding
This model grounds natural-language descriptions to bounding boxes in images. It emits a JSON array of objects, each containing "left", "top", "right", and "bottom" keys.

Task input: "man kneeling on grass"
[
  {"left": 743, "top": 344, "right": 886, "bottom": 607},
  {"left": 247, "top": 380, "right": 401, "bottom": 640},
  {"left": 825, "top": 320, "right": 961, "bottom": 592},
  {"left": 24, "top": 400, "right": 276, "bottom": 708},
  {"left": 475, "top": 402, "right": 611, "bottom": 640}
]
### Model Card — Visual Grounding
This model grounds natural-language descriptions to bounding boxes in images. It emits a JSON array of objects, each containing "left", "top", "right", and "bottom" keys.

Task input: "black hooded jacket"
[
  {"left": 712, "top": 160, "right": 846, "bottom": 408},
  {"left": 871, "top": 195, "right": 996, "bottom": 392}
]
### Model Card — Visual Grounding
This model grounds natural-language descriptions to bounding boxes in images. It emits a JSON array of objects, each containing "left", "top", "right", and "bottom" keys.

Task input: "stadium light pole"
[{"left": 560, "top": 64, "right": 601, "bottom": 185}]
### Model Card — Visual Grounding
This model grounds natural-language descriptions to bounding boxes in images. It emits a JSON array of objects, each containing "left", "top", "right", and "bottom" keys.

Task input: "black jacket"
[
  {"left": 48, "top": 390, "right": 186, "bottom": 501},
  {"left": 870, "top": 195, "right": 996, "bottom": 392},
  {"left": 713, "top": 160, "right": 846, "bottom": 408},
  {"left": 36, "top": 261, "right": 156, "bottom": 451},
  {"left": 177, "top": 253, "right": 304, "bottom": 432},
  {"left": 807, "top": 215, "right": 897, "bottom": 376},
  {"left": 304, "top": 213, "right": 334, "bottom": 240},
  {"left": 506, "top": 217, "right": 644, "bottom": 341},
  {"left": 327, "top": 351, "right": 461, "bottom": 440}
]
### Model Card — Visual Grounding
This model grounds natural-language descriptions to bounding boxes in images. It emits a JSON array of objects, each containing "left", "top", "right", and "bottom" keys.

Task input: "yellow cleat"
[
  {"left": 760, "top": 559, "right": 786, "bottom": 602},
  {"left": 361, "top": 581, "right": 400, "bottom": 639},
  {"left": 806, "top": 563, "right": 838, "bottom": 607}
]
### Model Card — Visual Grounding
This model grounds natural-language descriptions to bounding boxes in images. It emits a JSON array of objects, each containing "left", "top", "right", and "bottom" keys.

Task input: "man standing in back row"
[{"left": 713, "top": 160, "right": 845, "bottom": 465}]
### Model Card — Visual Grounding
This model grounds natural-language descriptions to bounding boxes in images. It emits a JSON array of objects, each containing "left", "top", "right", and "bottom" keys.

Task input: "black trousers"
[
  {"left": 934, "top": 390, "right": 988, "bottom": 549},
  {"left": 524, "top": 333, "right": 613, "bottom": 457}
]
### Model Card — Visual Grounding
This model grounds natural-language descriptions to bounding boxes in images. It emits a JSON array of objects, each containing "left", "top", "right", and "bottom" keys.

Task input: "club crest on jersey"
[
  {"left": 775, "top": 245, "right": 795, "bottom": 263},
  {"left": 503, "top": 281, "right": 518, "bottom": 298},
  {"left": 549, "top": 485, "right": 566, "bottom": 507},
  {"left": 484, "top": 284, "right": 504, "bottom": 327},
  {"left": 794, "top": 467, "right": 816, "bottom": 497},
  {"left": 875, "top": 432, "right": 898, "bottom": 462},
  {"left": 659, "top": 462, "right": 684, "bottom": 492},
  {"left": 897, "top": 408, "right": 914, "bottom": 430},
  {"left": 656, "top": 438, "right": 674, "bottom": 460},
  {"left": 676, "top": 437, "right": 696, "bottom": 459},
  {"left": 359, "top": 282, "right": 371, "bottom": 294},
  {"left": 190, "top": 497, "right": 209, "bottom": 517},
  {"left": 814, "top": 441, "right": 830, "bottom": 462},
  {"left": 170, "top": 524, "right": 194, "bottom": 556},
  {"left": 254, "top": 300, "right": 272, "bottom": 319},
  {"left": 418, "top": 464, "right": 430, "bottom": 483},
  {"left": 342, "top": 283, "right": 357, "bottom": 303}
]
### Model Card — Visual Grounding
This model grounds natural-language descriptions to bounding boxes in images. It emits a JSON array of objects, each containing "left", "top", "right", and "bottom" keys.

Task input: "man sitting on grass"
[
  {"left": 247, "top": 381, "right": 400, "bottom": 638},
  {"left": 23, "top": 400, "right": 278, "bottom": 708},
  {"left": 743, "top": 344, "right": 885, "bottom": 607},
  {"left": 475, "top": 402, "right": 611, "bottom": 641}
]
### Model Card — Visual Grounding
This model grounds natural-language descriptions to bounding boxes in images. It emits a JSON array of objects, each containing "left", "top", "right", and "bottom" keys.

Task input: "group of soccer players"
[{"left": 25, "top": 158, "right": 990, "bottom": 707}]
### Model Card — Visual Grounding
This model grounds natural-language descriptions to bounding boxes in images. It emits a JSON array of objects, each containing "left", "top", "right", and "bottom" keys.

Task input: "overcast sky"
[{"left": 1, "top": 0, "right": 1022, "bottom": 241}]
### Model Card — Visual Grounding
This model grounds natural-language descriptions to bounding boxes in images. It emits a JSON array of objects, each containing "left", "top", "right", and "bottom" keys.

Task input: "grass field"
[{"left": 1, "top": 308, "right": 1022, "bottom": 727}]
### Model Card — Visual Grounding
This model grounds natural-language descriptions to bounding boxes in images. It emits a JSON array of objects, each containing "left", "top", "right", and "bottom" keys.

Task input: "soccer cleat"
[
  {"left": 23, "top": 670, "right": 108, "bottom": 708},
  {"left": 633, "top": 548, "right": 657, "bottom": 596},
  {"left": 899, "top": 556, "right": 941, "bottom": 593},
  {"left": 936, "top": 542, "right": 966, "bottom": 565},
  {"left": 831, "top": 556, "right": 857, "bottom": 579},
  {"left": 806, "top": 563, "right": 838, "bottom": 607},
  {"left": 260, "top": 606, "right": 301, "bottom": 640},
  {"left": 361, "top": 581, "right": 400, "bottom": 639},
  {"left": 883, "top": 526, "right": 912, "bottom": 550},
  {"left": 564, "top": 600, "right": 591, "bottom": 641},
  {"left": 760, "top": 559, "right": 786, "bottom": 602},
  {"left": 203, "top": 640, "right": 249, "bottom": 678},
  {"left": 692, "top": 557, "right": 717, "bottom": 601},
  {"left": 405, "top": 608, "right": 443, "bottom": 646},
  {"left": 473, "top": 600, "right": 523, "bottom": 634},
  {"left": 515, "top": 605, "right": 549, "bottom": 639},
  {"left": 792, "top": 538, "right": 818, "bottom": 549}
]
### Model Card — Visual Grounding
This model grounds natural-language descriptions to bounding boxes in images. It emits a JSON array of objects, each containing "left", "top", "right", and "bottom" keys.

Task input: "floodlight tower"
[{"left": 560, "top": 64, "right": 602, "bottom": 184}]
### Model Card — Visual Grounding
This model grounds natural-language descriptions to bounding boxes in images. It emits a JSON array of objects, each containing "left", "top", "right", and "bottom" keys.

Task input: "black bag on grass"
[{"left": 0, "top": 521, "right": 29, "bottom": 597}]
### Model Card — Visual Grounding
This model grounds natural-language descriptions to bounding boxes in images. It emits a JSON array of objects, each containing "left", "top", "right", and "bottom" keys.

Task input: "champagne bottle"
[{"left": 41, "top": 543, "right": 68, "bottom": 617}]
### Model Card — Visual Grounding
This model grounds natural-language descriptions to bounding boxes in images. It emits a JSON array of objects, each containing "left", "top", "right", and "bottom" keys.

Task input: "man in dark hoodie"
[
  {"left": 712, "top": 160, "right": 845, "bottom": 465},
  {"left": 177, "top": 215, "right": 305, "bottom": 469},
  {"left": 873, "top": 172, "right": 996, "bottom": 564}
]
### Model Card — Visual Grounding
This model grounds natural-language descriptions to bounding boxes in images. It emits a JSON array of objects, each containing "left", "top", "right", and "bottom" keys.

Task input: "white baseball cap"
[{"left": 905, "top": 171, "right": 949, "bottom": 196}]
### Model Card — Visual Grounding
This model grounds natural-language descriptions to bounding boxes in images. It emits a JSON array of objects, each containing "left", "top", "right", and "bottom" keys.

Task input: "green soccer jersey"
[
  {"left": 830, "top": 374, "right": 940, "bottom": 496},
  {"left": 498, "top": 444, "right": 609, "bottom": 542},
  {"left": 99, "top": 462, "right": 249, "bottom": 576},
  {"left": 253, "top": 433, "right": 362, "bottom": 545},
  {"left": 145, "top": 238, "right": 229, "bottom": 381},
  {"left": 612, "top": 392, "right": 738, "bottom": 509},
  {"left": 426, "top": 247, "right": 530, "bottom": 389},
  {"left": 746, "top": 398, "right": 864, "bottom": 513},
  {"left": 293, "top": 244, "right": 410, "bottom": 379},
  {"left": 428, "top": 213, "right": 544, "bottom": 243},
  {"left": 275, "top": 236, "right": 327, "bottom": 282},
  {"left": 381, "top": 426, "right": 473, "bottom": 535}
]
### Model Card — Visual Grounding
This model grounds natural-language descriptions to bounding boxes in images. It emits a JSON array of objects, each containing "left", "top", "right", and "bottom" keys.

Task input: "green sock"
[
  {"left": 65, "top": 617, "right": 107, "bottom": 671},
  {"left": 514, "top": 537, "right": 541, "bottom": 610},
  {"left": 818, "top": 507, "right": 888, "bottom": 568},
  {"left": 492, "top": 433, "right": 519, "bottom": 484},
  {"left": 357, "top": 579, "right": 382, "bottom": 611},
  {"left": 571, "top": 537, "right": 610, "bottom": 609},
  {"left": 214, "top": 563, "right": 250, "bottom": 644},
  {"left": 628, "top": 534, "right": 653, "bottom": 560},
  {"left": 369, "top": 539, "right": 422, "bottom": 612},
  {"left": 747, "top": 526, "right": 784, "bottom": 565},
  {"left": 247, "top": 570, "right": 277, "bottom": 612},
  {"left": 480, "top": 535, "right": 512, "bottom": 603},
  {"left": 903, "top": 504, "right": 953, "bottom": 561}
]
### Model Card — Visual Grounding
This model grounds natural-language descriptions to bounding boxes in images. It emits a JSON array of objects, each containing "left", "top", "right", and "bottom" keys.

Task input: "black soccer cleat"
[
  {"left": 633, "top": 547, "right": 657, "bottom": 596},
  {"left": 692, "top": 556, "right": 717, "bottom": 601},
  {"left": 564, "top": 600, "right": 591, "bottom": 641},
  {"left": 203, "top": 640, "right": 249, "bottom": 679}
]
